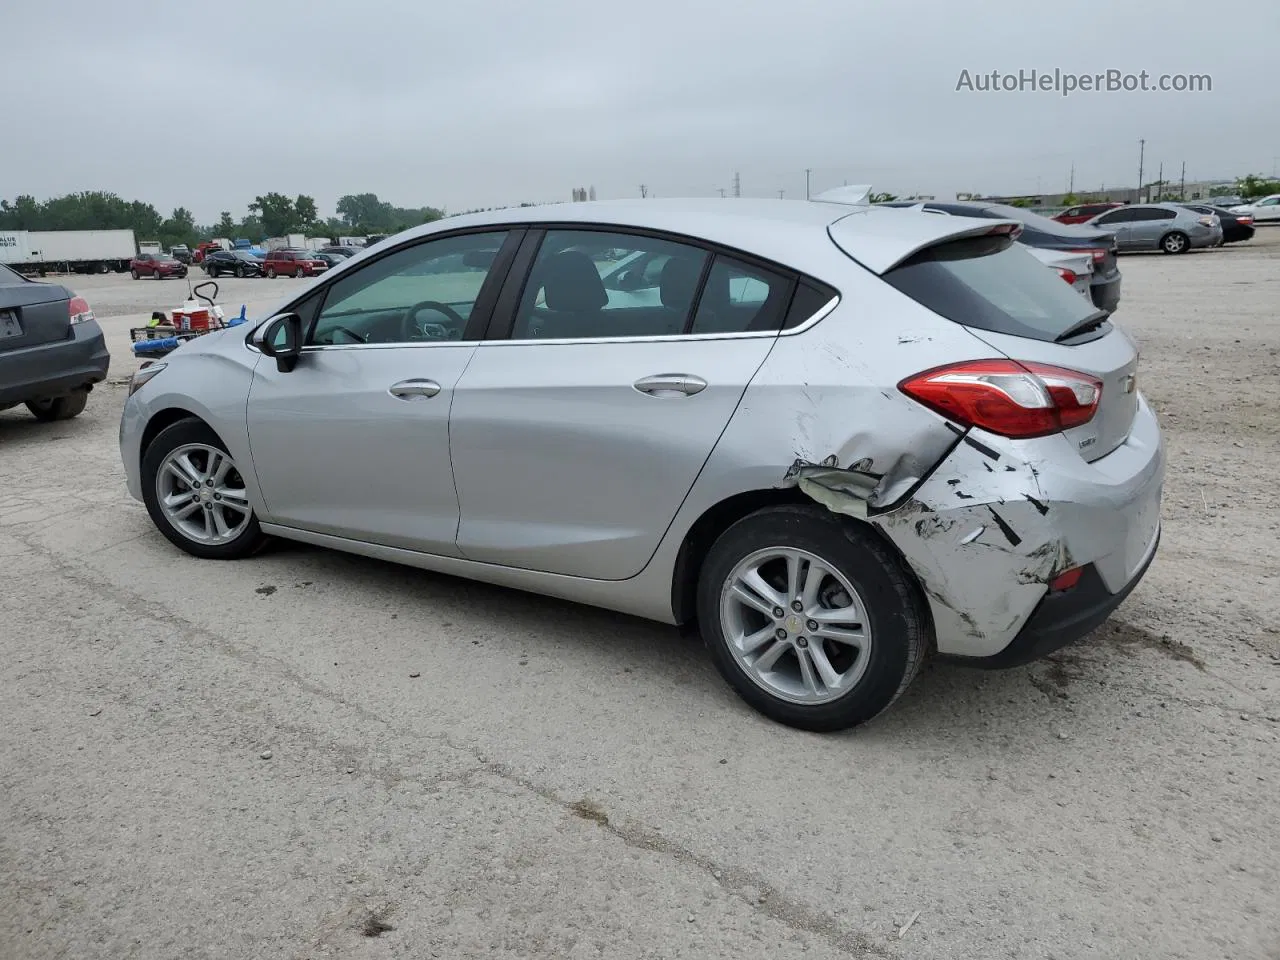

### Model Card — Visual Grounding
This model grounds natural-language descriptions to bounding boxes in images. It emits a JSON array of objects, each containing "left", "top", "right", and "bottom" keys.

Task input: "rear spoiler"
[{"left": 828, "top": 210, "right": 1023, "bottom": 275}]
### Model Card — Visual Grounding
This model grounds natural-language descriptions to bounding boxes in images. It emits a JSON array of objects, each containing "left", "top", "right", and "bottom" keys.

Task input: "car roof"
[{"left": 386, "top": 198, "right": 1019, "bottom": 276}]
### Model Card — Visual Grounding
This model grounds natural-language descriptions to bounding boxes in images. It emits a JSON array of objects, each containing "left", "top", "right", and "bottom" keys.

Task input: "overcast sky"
[{"left": 8, "top": 0, "right": 1278, "bottom": 223}]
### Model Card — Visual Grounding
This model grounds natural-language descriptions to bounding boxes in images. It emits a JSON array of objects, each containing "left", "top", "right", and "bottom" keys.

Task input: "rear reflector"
[
  {"left": 69, "top": 296, "right": 95, "bottom": 325},
  {"left": 899, "top": 359, "right": 1103, "bottom": 439},
  {"left": 1049, "top": 566, "right": 1084, "bottom": 592}
]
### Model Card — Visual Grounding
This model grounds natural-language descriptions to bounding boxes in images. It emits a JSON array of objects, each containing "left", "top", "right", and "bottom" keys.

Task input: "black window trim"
[
  {"left": 479, "top": 222, "right": 834, "bottom": 345},
  {"left": 245, "top": 225, "right": 527, "bottom": 353}
]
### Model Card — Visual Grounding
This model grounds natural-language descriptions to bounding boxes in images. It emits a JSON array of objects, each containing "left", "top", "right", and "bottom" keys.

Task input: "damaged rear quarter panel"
[{"left": 869, "top": 436, "right": 1068, "bottom": 657}]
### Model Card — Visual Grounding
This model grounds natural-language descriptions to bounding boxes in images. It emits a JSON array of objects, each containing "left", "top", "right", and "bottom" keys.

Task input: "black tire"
[
  {"left": 155, "top": 269, "right": 163, "bottom": 279},
  {"left": 141, "top": 418, "right": 267, "bottom": 560},
  {"left": 697, "top": 504, "right": 927, "bottom": 732},
  {"left": 131, "top": 269, "right": 140, "bottom": 280},
  {"left": 235, "top": 265, "right": 245, "bottom": 278},
  {"left": 1160, "top": 231, "right": 1189, "bottom": 254},
  {"left": 26, "top": 390, "right": 89, "bottom": 422}
]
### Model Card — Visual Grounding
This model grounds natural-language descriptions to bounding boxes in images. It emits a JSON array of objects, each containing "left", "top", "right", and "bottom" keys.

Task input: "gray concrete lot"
[{"left": 3, "top": 235, "right": 1279, "bottom": 959}]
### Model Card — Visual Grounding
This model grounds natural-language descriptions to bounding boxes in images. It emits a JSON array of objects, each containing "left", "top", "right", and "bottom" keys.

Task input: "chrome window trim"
[{"left": 244, "top": 295, "right": 840, "bottom": 353}]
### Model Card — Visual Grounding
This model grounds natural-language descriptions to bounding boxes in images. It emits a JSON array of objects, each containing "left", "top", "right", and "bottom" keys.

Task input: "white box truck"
[{"left": 0, "top": 229, "right": 136, "bottom": 275}]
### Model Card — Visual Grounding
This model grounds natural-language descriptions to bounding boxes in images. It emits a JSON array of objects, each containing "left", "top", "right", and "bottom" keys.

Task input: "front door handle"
[
  {"left": 633, "top": 374, "right": 707, "bottom": 397},
  {"left": 388, "top": 378, "right": 441, "bottom": 400}
]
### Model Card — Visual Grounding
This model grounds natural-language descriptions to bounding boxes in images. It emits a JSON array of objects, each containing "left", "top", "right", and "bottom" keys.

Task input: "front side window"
[
  {"left": 512, "top": 230, "right": 709, "bottom": 340},
  {"left": 309, "top": 231, "right": 509, "bottom": 346}
]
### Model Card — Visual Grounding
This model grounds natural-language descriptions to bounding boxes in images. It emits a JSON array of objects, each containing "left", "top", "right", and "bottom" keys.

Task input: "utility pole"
[
  {"left": 1156, "top": 161, "right": 1163, "bottom": 200},
  {"left": 717, "top": 188, "right": 726, "bottom": 198},
  {"left": 732, "top": 171, "right": 741, "bottom": 198},
  {"left": 778, "top": 189, "right": 784, "bottom": 199},
  {"left": 1068, "top": 162, "right": 1075, "bottom": 195},
  {"left": 805, "top": 168, "right": 811, "bottom": 200},
  {"left": 639, "top": 184, "right": 647, "bottom": 199},
  {"left": 1179, "top": 161, "right": 1186, "bottom": 201},
  {"left": 1137, "top": 139, "right": 1145, "bottom": 202}
]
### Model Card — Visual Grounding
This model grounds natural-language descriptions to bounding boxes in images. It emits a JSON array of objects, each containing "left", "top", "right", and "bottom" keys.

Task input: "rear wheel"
[
  {"left": 141, "top": 419, "right": 266, "bottom": 560},
  {"left": 26, "top": 391, "right": 89, "bottom": 422},
  {"left": 1161, "top": 231, "right": 1189, "bottom": 254},
  {"left": 697, "top": 505, "right": 927, "bottom": 732}
]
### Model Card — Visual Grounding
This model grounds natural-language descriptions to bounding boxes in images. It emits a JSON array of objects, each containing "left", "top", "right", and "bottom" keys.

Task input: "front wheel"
[
  {"left": 130, "top": 269, "right": 140, "bottom": 280},
  {"left": 697, "top": 505, "right": 927, "bottom": 732},
  {"left": 141, "top": 419, "right": 267, "bottom": 560},
  {"left": 235, "top": 265, "right": 245, "bottom": 278},
  {"left": 295, "top": 266, "right": 305, "bottom": 279},
  {"left": 266, "top": 267, "right": 276, "bottom": 279},
  {"left": 1161, "top": 231, "right": 1189, "bottom": 254}
]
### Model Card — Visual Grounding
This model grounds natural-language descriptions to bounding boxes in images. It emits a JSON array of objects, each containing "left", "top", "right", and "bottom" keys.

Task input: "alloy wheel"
[
  {"left": 719, "top": 547, "right": 872, "bottom": 705},
  {"left": 155, "top": 443, "right": 252, "bottom": 545}
]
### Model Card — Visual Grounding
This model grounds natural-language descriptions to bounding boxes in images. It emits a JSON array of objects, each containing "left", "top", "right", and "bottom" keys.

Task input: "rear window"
[
  {"left": 883, "top": 236, "right": 1104, "bottom": 343},
  {"left": 0, "top": 263, "right": 26, "bottom": 283}
]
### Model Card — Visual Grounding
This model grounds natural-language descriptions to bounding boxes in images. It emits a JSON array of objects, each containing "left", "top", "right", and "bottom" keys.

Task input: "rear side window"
[
  {"left": 688, "top": 255, "right": 790, "bottom": 334},
  {"left": 883, "top": 236, "right": 1102, "bottom": 343},
  {"left": 783, "top": 279, "right": 838, "bottom": 329}
]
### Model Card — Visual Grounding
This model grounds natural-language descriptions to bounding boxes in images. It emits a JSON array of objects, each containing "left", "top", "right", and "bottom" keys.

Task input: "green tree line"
[{"left": 0, "top": 190, "right": 447, "bottom": 250}]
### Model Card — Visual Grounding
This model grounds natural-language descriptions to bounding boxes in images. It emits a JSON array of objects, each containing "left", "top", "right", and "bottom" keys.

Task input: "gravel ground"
[{"left": 2, "top": 233, "right": 1278, "bottom": 960}]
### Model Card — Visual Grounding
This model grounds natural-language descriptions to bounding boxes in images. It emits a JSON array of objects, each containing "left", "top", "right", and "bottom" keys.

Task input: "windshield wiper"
[{"left": 1054, "top": 309, "right": 1110, "bottom": 343}]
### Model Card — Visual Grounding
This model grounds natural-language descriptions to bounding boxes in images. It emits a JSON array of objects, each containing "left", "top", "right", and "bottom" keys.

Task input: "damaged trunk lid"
[{"left": 873, "top": 232, "right": 1139, "bottom": 462}]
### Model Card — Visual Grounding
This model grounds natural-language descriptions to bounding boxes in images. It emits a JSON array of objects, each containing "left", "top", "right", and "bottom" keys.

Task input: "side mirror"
[{"left": 257, "top": 313, "right": 303, "bottom": 372}]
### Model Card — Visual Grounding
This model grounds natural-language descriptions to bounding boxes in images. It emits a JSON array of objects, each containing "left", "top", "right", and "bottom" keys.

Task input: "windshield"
[{"left": 884, "top": 235, "right": 1105, "bottom": 343}]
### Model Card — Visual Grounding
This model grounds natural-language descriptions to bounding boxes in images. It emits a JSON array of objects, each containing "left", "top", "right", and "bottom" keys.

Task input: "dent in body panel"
[{"left": 787, "top": 432, "right": 1075, "bottom": 658}]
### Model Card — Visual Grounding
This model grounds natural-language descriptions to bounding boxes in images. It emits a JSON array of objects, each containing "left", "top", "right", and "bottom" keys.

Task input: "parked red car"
[
  {"left": 130, "top": 253, "right": 188, "bottom": 280},
  {"left": 262, "top": 248, "right": 329, "bottom": 278},
  {"left": 1053, "top": 202, "right": 1126, "bottom": 225}
]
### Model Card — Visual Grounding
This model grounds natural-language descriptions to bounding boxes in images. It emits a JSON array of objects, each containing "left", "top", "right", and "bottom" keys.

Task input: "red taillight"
[
  {"left": 1054, "top": 267, "right": 1078, "bottom": 285},
  {"left": 68, "top": 296, "right": 95, "bottom": 325},
  {"left": 986, "top": 222, "right": 1024, "bottom": 240},
  {"left": 1238, "top": 216, "right": 1253, "bottom": 225},
  {"left": 1049, "top": 566, "right": 1084, "bottom": 592},
  {"left": 1067, "top": 247, "right": 1107, "bottom": 264},
  {"left": 899, "top": 359, "right": 1103, "bottom": 439}
]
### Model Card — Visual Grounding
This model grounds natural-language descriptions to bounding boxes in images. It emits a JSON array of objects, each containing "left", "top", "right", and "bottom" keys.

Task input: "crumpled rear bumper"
[{"left": 869, "top": 397, "right": 1164, "bottom": 661}]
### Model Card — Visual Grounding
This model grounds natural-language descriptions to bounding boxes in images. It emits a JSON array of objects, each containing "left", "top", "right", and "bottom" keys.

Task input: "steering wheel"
[{"left": 403, "top": 300, "right": 465, "bottom": 341}]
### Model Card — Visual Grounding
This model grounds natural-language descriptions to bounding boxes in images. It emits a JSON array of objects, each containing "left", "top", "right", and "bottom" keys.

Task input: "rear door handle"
[
  {"left": 633, "top": 374, "right": 707, "bottom": 397},
  {"left": 388, "top": 378, "right": 441, "bottom": 400}
]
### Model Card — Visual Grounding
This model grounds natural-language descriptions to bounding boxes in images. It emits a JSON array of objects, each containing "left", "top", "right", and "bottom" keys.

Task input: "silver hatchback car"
[
  {"left": 1083, "top": 202, "right": 1222, "bottom": 254},
  {"left": 120, "top": 196, "right": 1164, "bottom": 731}
]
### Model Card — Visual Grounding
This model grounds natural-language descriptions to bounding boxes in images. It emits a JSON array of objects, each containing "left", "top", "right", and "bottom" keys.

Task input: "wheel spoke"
[
  {"left": 163, "top": 490, "right": 196, "bottom": 510},
  {"left": 201, "top": 507, "right": 213, "bottom": 539},
  {"left": 166, "top": 455, "right": 202, "bottom": 486},
  {"left": 785, "top": 551, "right": 803, "bottom": 604},
  {"left": 800, "top": 559, "right": 828, "bottom": 608},
  {"left": 807, "top": 642, "right": 843, "bottom": 689},
  {"left": 753, "top": 638, "right": 790, "bottom": 672},
  {"left": 796, "top": 646, "right": 820, "bottom": 695},
  {"left": 216, "top": 487, "right": 250, "bottom": 508},
  {"left": 738, "top": 624, "right": 777, "bottom": 656},
  {"left": 807, "top": 605, "right": 860, "bottom": 624},
  {"left": 209, "top": 453, "right": 232, "bottom": 486},
  {"left": 172, "top": 500, "right": 202, "bottom": 521},
  {"left": 813, "top": 624, "right": 866, "bottom": 648},
  {"left": 740, "top": 567, "right": 784, "bottom": 611},
  {"left": 211, "top": 505, "right": 232, "bottom": 538}
]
